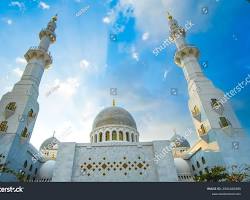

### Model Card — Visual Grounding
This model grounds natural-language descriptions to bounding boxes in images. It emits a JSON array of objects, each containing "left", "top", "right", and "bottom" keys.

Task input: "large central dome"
[{"left": 92, "top": 106, "right": 137, "bottom": 130}]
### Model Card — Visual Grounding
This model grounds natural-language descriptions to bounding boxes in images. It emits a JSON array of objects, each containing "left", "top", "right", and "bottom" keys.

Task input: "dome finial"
[
  {"left": 112, "top": 99, "right": 116, "bottom": 106},
  {"left": 167, "top": 11, "right": 173, "bottom": 21},
  {"left": 51, "top": 14, "right": 58, "bottom": 22}
]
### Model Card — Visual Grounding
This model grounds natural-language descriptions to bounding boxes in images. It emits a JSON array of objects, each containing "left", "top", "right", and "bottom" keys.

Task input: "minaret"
[
  {"left": 167, "top": 13, "right": 246, "bottom": 142},
  {"left": 0, "top": 15, "right": 57, "bottom": 181}
]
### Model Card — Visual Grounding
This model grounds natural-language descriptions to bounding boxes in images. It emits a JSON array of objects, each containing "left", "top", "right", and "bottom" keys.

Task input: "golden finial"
[
  {"left": 51, "top": 14, "right": 58, "bottom": 22},
  {"left": 112, "top": 99, "right": 116, "bottom": 107},
  {"left": 167, "top": 12, "right": 173, "bottom": 20}
]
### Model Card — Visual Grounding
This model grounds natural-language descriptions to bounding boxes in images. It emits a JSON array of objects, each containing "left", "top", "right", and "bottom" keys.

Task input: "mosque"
[{"left": 0, "top": 14, "right": 250, "bottom": 182}]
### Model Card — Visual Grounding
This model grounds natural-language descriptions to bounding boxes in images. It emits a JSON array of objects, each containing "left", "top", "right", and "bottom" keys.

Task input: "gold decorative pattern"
[
  {"left": 5, "top": 102, "right": 16, "bottom": 119},
  {"left": 6, "top": 102, "right": 16, "bottom": 112},
  {"left": 0, "top": 121, "right": 8, "bottom": 132},
  {"left": 80, "top": 157, "right": 150, "bottom": 176}
]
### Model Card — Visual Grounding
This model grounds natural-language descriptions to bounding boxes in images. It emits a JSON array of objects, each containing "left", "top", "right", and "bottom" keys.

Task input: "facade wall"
[{"left": 52, "top": 141, "right": 178, "bottom": 182}]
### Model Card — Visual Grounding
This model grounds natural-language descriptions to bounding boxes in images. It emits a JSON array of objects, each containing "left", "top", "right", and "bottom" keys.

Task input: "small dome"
[
  {"left": 38, "top": 160, "right": 56, "bottom": 179},
  {"left": 174, "top": 158, "right": 192, "bottom": 175},
  {"left": 39, "top": 137, "right": 60, "bottom": 151},
  {"left": 171, "top": 134, "right": 190, "bottom": 148},
  {"left": 92, "top": 106, "right": 137, "bottom": 130}
]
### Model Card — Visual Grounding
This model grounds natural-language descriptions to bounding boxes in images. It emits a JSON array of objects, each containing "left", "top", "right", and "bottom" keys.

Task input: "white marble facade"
[{"left": 52, "top": 141, "right": 178, "bottom": 182}]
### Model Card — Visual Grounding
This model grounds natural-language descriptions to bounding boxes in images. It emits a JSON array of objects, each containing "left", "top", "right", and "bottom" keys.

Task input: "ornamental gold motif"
[{"left": 0, "top": 121, "right": 8, "bottom": 132}]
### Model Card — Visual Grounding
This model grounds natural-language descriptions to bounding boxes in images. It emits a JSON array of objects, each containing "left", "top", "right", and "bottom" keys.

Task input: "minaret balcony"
[
  {"left": 174, "top": 46, "right": 199, "bottom": 67},
  {"left": 24, "top": 46, "right": 53, "bottom": 68},
  {"left": 39, "top": 28, "right": 56, "bottom": 43}
]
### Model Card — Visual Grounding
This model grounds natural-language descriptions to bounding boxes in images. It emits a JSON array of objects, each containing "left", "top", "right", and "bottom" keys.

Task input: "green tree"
[
  {"left": 194, "top": 165, "right": 250, "bottom": 182},
  {"left": 0, "top": 162, "right": 27, "bottom": 182},
  {"left": 194, "top": 166, "right": 228, "bottom": 182}
]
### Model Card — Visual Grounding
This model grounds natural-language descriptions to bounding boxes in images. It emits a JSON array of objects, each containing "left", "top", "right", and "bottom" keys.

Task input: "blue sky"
[{"left": 0, "top": 0, "right": 249, "bottom": 149}]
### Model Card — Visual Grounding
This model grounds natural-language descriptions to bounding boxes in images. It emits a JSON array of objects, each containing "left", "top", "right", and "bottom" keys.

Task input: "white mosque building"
[{"left": 0, "top": 14, "right": 250, "bottom": 182}]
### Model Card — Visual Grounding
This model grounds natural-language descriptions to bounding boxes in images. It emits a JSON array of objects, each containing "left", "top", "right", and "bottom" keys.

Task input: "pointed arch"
[{"left": 112, "top": 131, "right": 117, "bottom": 140}]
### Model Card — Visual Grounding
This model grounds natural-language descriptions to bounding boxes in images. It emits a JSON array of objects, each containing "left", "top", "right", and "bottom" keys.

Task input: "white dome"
[
  {"left": 38, "top": 160, "right": 56, "bottom": 179},
  {"left": 92, "top": 106, "right": 137, "bottom": 130},
  {"left": 39, "top": 137, "right": 60, "bottom": 151},
  {"left": 170, "top": 134, "right": 190, "bottom": 148},
  {"left": 174, "top": 158, "right": 192, "bottom": 175}
]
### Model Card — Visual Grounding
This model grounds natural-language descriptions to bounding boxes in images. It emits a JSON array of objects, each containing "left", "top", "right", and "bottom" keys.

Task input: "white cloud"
[
  {"left": 7, "top": 19, "right": 13, "bottom": 25},
  {"left": 79, "top": 59, "right": 107, "bottom": 74},
  {"left": 102, "top": 10, "right": 117, "bottom": 24},
  {"left": 56, "top": 77, "right": 80, "bottom": 98},
  {"left": 132, "top": 52, "right": 139, "bottom": 61},
  {"left": 80, "top": 59, "right": 90, "bottom": 70},
  {"left": 114, "top": 0, "right": 217, "bottom": 40},
  {"left": 15, "top": 57, "right": 27, "bottom": 65},
  {"left": 13, "top": 67, "right": 23, "bottom": 77},
  {"left": 163, "top": 68, "right": 171, "bottom": 80},
  {"left": 102, "top": 16, "right": 111, "bottom": 24},
  {"left": 39, "top": 1, "right": 50, "bottom": 10},
  {"left": 131, "top": 46, "right": 139, "bottom": 61},
  {"left": 1, "top": 18, "right": 13, "bottom": 25},
  {"left": 11, "top": 57, "right": 26, "bottom": 77},
  {"left": 9, "top": 1, "right": 25, "bottom": 11},
  {"left": 142, "top": 32, "right": 149, "bottom": 41}
]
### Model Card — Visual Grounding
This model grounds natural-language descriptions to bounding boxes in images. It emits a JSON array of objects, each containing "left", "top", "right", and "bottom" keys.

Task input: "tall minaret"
[
  {"left": 167, "top": 13, "right": 246, "bottom": 142},
  {"left": 0, "top": 15, "right": 57, "bottom": 180}
]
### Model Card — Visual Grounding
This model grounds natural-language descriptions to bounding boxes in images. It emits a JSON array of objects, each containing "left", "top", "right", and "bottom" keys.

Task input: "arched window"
[
  {"left": 105, "top": 131, "right": 110, "bottom": 141},
  {"left": 126, "top": 132, "right": 129, "bottom": 141},
  {"left": 219, "top": 117, "right": 230, "bottom": 128},
  {"left": 23, "top": 160, "right": 28, "bottom": 168},
  {"left": 29, "top": 164, "right": 33, "bottom": 172},
  {"left": 21, "top": 127, "right": 29, "bottom": 138},
  {"left": 94, "top": 134, "right": 97, "bottom": 143},
  {"left": 35, "top": 168, "right": 38, "bottom": 175},
  {"left": 201, "top": 157, "right": 206, "bottom": 164},
  {"left": 112, "top": 131, "right": 117, "bottom": 140},
  {"left": 119, "top": 131, "right": 123, "bottom": 141},
  {"left": 192, "top": 165, "right": 195, "bottom": 171},
  {"left": 28, "top": 109, "right": 33, "bottom": 117},
  {"left": 196, "top": 161, "right": 200, "bottom": 168},
  {"left": 131, "top": 133, "right": 134, "bottom": 142},
  {"left": 99, "top": 132, "right": 103, "bottom": 142}
]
